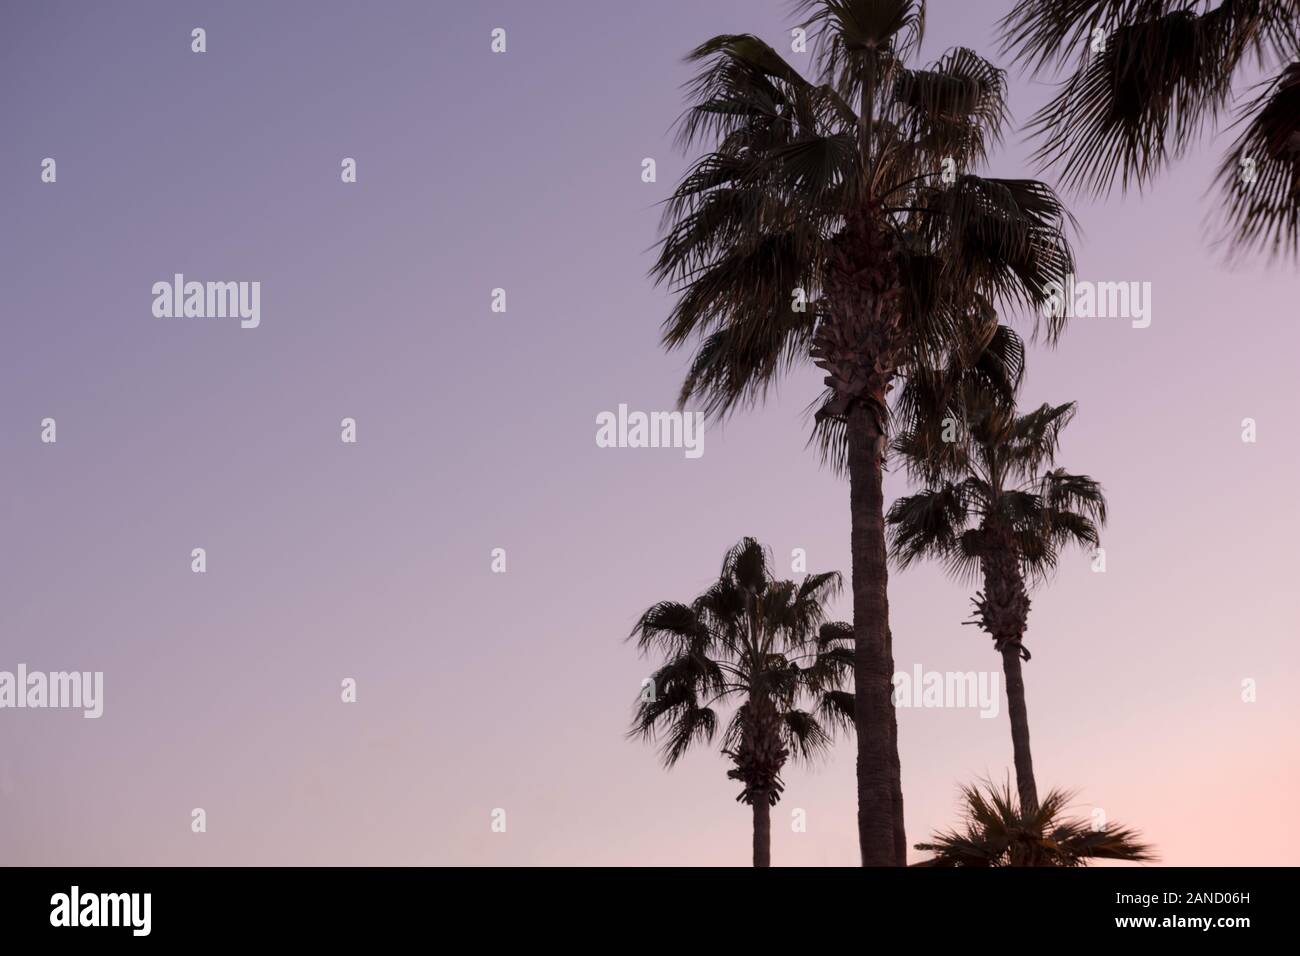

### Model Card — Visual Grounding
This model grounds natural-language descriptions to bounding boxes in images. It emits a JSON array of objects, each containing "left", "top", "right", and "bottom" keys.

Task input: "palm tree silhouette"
[
  {"left": 887, "top": 387, "right": 1106, "bottom": 811},
  {"left": 1000, "top": 0, "right": 1300, "bottom": 258},
  {"left": 628, "top": 538, "right": 854, "bottom": 866},
  {"left": 915, "top": 779, "right": 1155, "bottom": 866},
  {"left": 652, "top": 0, "right": 1076, "bottom": 865}
]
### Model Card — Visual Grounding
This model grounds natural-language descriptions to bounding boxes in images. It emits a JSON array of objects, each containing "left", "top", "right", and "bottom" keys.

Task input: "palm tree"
[
  {"left": 999, "top": 0, "right": 1300, "bottom": 258},
  {"left": 886, "top": 389, "right": 1106, "bottom": 812},
  {"left": 915, "top": 779, "right": 1155, "bottom": 866},
  {"left": 628, "top": 537, "right": 855, "bottom": 866},
  {"left": 652, "top": 0, "right": 1076, "bottom": 865}
]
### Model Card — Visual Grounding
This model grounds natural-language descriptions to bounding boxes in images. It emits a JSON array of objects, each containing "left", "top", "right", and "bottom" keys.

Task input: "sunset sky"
[{"left": 2, "top": 0, "right": 1296, "bottom": 866}]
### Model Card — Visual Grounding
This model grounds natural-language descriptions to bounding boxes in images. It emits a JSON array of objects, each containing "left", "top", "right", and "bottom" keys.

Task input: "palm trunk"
[
  {"left": 1000, "top": 644, "right": 1038, "bottom": 814},
  {"left": 751, "top": 797, "right": 771, "bottom": 868},
  {"left": 979, "top": 546, "right": 1038, "bottom": 815},
  {"left": 729, "top": 694, "right": 785, "bottom": 868},
  {"left": 847, "top": 403, "right": 900, "bottom": 866},
  {"left": 814, "top": 209, "right": 904, "bottom": 865},
  {"left": 887, "top": 628, "right": 906, "bottom": 865}
]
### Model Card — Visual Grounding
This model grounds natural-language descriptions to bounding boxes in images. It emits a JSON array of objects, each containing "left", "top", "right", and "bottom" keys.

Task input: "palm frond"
[
  {"left": 629, "top": 601, "right": 706, "bottom": 655},
  {"left": 886, "top": 486, "right": 968, "bottom": 569},
  {"left": 915, "top": 176, "right": 1078, "bottom": 341},
  {"left": 1212, "top": 63, "right": 1300, "bottom": 260},
  {"left": 795, "top": 0, "right": 927, "bottom": 103},
  {"left": 782, "top": 708, "right": 834, "bottom": 762},
  {"left": 915, "top": 777, "right": 1156, "bottom": 866},
  {"left": 1003, "top": 0, "right": 1300, "bottom": 257},
  {"left": 893, "top": 47, "right": 1010, "bottom": 168}
]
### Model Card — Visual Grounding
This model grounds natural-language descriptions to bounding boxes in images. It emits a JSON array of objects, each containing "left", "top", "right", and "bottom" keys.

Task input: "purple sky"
[{"left": 1, "top": 0, "right": 1296, "bottom": 866}]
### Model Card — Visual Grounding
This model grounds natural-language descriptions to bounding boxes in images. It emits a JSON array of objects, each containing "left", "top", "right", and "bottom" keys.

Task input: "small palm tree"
[
  {"left": 654, "top": 0, "right": 1077, "bottom": 865},
  {"left": 887, "top": 389, "right": 1105, "bottom": 812},
  {"left": 1000, "top": 0, "right": 1300, "bottom": 258},
  {"left": 628, "top": 538, "right": 854, "bottom": 867},
  {"left": 915, "top": 779, "right": 1155, "bottom": 866}
]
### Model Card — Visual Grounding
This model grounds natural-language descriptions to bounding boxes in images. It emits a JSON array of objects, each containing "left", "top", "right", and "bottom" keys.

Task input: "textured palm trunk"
[
  {"left": 751, "top": 796, "right": 771, "bottom": 868},
  {"left": 978, "top": 544, "right": 1038, "bottom": 814},
  {"left": 815, "top": 212, "right": 905, "bottom": 867},
  {"left": 846, "top": 405, "right": 899, "bottom": 866},
  {"left": 887, "top": 627, "right": 906, "bottom": 865},
  {"left": 999, "top": 643, "right": 1038, "bottom": 814},
  {"left": 727, "top": 693, "right": 787, "bottom": 867}
]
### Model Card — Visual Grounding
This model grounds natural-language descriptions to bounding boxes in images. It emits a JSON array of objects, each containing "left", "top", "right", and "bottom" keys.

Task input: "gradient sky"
[{"left": 1, "top": 0, "right": 1296, "bottom": 866}]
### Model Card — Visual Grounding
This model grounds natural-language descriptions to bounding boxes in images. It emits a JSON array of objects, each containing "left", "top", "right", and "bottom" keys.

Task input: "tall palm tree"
[
  {"left": 915, "top": 778, "right": 1155, "bottom": 866},
  {"left": 652, "top": 0, "right": 1076, "bottom": 865},
  {"left": 628, "top": 538, "right": 854, "bottom": 867},
  {"left": 886, "top": 389, "right": 1106, "bottom": 811},
  {"left": 1000, "top": 0, "right": 1300, "bottom": 258}
]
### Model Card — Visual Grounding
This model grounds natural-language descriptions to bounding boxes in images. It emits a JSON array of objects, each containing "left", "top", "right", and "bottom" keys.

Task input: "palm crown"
[
  {"left": 629, "top": 538, "right": 852, "bottom": 783},
  {"left": 915, "top": 779, "right": 1156, "bottom": 867},
  {"left": 888, "top": 390, "right": 1107, "bottom": 603},
  {"left": 628, "top": 538, "right": 853, "bottom": 865},
  {"left": 654, "top": 6, "right": 1076, "bottom": 432}
]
